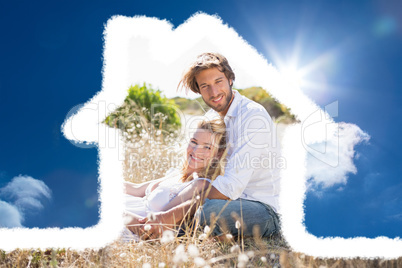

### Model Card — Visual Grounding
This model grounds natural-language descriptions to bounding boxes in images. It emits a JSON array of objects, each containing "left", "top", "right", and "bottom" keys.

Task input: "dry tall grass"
[{"left": 1, "top": 120, "right": 401, "bottom": 267}]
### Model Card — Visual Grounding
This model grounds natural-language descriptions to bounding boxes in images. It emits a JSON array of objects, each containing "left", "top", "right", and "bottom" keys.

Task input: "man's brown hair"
[{"left": 179, "top": 52, "right": 235, "bottom": 94}]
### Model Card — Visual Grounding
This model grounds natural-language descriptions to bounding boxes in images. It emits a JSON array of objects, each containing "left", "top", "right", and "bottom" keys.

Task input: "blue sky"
[{"left": 0, "top": 0, "right": 401, "bottom": 239}]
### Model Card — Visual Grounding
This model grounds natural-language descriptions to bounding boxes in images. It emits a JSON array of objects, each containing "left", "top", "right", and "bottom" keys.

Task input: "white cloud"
[
  {"left": 294, "top": 101, "right": 370, "bottom": 192},
  {"left": 305, "top": 122, "right": 370, "bottom": 189},
  {"left": 0, "top": 175, "right": 51, "bottom": 227},
  {"left": 0, "top": 200, "right": 23, "bottom": 228}
]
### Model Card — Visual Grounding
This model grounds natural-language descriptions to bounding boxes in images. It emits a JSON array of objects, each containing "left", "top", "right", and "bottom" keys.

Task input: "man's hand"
[{"left": 206, "top": 186, "right": 230, "bottom": 200}]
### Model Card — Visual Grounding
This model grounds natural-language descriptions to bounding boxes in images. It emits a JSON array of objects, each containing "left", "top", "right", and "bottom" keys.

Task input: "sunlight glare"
[{"left": 280, "top": 66, "right": 304, "bottom": 88}]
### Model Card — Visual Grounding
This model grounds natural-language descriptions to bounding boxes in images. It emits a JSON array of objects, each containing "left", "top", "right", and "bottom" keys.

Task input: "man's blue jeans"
[{"left": 196, "top": 198, "right": 280, "bottom": 237}]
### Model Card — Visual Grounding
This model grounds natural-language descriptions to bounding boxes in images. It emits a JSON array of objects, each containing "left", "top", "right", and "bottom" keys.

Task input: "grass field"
[{"left": 1, "top": 118, "right": 401, "bottom": 267}]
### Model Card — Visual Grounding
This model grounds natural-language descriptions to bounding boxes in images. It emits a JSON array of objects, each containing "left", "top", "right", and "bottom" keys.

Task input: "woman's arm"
[
  {"left": 161, "top": 179, "right": 210, "bottom": 211},
  {"left": 138, "top": 198, "right": 200, "bottom": 239},
  {"left": 138, "top": 179, "right": 229, "bottom": 238},
  {"left": 124, "top": 180, "right": 159, "bottom": 197},
  {"left": 138, "top": 180, "right": 211, "bottom": 231}
]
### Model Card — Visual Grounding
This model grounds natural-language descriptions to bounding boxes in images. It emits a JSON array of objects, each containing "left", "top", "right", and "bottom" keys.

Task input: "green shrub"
[
  {"left": 104, "top": 83, "right": 181, "bottom": 134},
  {"left": 237, "top": 87, "right": 297, "bottom": 123}
]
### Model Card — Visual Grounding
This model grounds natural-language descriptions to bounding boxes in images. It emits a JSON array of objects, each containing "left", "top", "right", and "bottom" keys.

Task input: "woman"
[{"left": 123, "top": 118, "right": 227, "bottom": 238}]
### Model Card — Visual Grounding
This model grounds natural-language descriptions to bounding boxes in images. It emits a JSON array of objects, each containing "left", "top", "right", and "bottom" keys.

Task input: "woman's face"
[{"left": 186, "top": 129, "right": 217, "bottom": 173}]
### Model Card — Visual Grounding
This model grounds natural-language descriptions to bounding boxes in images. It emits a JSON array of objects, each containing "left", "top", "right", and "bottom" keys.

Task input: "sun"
[{"left": 256, "top": 33, "right": 339, "bottom": 96}]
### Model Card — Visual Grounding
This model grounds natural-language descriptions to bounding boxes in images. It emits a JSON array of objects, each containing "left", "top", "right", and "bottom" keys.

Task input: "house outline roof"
[{"left": 1, "top": 13, "right": 399, "bottom": 258}]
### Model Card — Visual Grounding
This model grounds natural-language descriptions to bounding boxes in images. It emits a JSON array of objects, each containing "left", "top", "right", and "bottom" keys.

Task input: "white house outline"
[{"left": 1, "top": 13, "right": 401, "bottom": 257}]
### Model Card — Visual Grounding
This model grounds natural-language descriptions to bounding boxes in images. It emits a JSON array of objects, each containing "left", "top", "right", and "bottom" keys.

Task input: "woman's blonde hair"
[
  {"left": 178, "top": 52, "right": 235, "bottom": 94},
  {"left": 180, "top": 118, "right": 227, "bottom": 182}
]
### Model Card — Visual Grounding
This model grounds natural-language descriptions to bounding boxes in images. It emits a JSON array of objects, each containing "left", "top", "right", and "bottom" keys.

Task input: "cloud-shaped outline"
[{"left": 1, "top": 13, "right": 400, "bottom": 258}]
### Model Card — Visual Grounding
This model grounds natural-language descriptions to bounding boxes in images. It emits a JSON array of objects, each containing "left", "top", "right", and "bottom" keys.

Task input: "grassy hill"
[{"left": 172, "top": 87, "right": 298, "bottom": 124}]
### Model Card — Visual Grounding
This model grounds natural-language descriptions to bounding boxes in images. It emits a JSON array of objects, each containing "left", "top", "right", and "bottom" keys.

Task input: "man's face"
[{"left": 195, "top": 67, "right": 233, "bottom": 116}]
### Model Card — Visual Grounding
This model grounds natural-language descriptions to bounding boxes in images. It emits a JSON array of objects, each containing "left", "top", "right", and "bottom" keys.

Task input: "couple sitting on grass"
[{"left": 123, "top": 52, "right": 281, "bottom": 241}]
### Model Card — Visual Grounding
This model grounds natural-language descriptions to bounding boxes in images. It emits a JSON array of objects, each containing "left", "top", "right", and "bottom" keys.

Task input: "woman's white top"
[{"left": 125, "top": 169, "right": 211, "bottom": 217}]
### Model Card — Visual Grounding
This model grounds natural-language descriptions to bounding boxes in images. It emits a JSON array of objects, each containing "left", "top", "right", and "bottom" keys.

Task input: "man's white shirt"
[{"left": 205, "top": 90, "right": 281, "bottom": 212}]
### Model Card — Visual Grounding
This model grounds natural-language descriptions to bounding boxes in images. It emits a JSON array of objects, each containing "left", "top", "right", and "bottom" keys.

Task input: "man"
[{"left": 140, "top": 52, "right": 281, "bottom": 239}]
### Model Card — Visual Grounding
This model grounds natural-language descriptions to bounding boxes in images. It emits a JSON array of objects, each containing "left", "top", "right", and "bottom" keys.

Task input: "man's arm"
[
  {"left": 206, "top": 185, "right": 230, "bottom": 199},
  {"left": 162, "top": 185, "right": 229, "bottom": 222},
  {"left": 162, "top": 179, "right": 229, "bottom": 212},
  {"left": 212, "top": 108, "right": 276, "bottom": 200}
]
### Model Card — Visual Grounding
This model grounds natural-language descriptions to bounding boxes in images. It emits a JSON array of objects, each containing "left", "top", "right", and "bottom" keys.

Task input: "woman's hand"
[
  {"left": 123, "top": 211, "right": 143, "bottom": 234},
  {"left": 138, "top": 212, "right": 174, "bottom": 239},
  {"left": 123, "top": 211, "right": 168, "bottom": 239}
]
